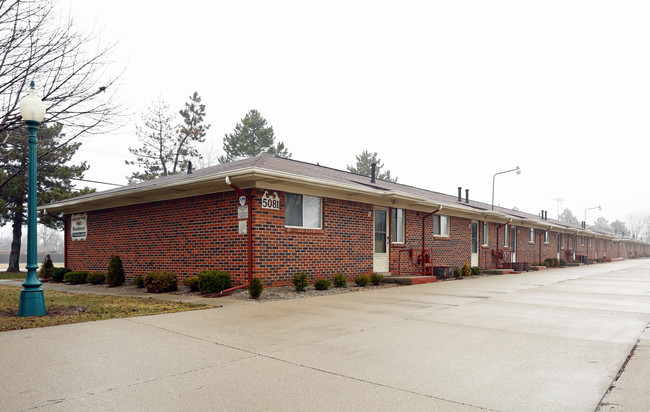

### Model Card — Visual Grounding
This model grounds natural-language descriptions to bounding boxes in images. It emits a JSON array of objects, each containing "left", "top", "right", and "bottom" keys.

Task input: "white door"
[
  {"left": 510, "top": 226, "right": 517, "bottom": 262},
  {"left": 471, "top": 221, "right": 479, "bottom": 267},
  {"left": 373, "top": 207, "right": 389, "bottom": 273}
]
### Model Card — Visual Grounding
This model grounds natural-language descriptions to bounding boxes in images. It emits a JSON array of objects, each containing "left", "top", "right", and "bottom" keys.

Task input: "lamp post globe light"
[
  {"left": 584, "top": 205, "right": 602, "bottom": 227},
  {"left": 17, "top": 81, "right": 47, "bottom": 317},
  {"left": 491, "top": 166, "right": 521, "bottom": 210}
]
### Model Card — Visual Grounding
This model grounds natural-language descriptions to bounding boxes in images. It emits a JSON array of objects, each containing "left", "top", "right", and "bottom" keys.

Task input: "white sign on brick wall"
[
  {"left": 71, "top": 213, "right": 87, "bottom": 241},
  {"left": 261, "top": 191, "right": 280, "bottom": 210}
]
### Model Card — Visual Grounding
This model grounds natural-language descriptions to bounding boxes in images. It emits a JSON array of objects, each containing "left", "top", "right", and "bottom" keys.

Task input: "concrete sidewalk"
[{"left": 1, "top": 260, "right": 649, "bottom": 411}]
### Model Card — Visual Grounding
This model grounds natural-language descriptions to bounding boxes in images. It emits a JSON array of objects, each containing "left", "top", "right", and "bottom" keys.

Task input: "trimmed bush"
[
  {"left": 293, "top": 272, "right": 309, "bottom": 292},
  {"left": 133, "top": 275, "right": 145, "bottom": 288},
  {"left": 39, "top": 254, "right": 54, "bottom": 280},
  {"left": 370, "top": 272, "right": 383, "bottom": 285},
  {"left": 144, "top": 271, "right": 178, "bottom": 293},
  {"left": 461, "top": 262, "right": 471, "bottom": 277},
  {"left": 333, "top": 273, "right": 347, "bottom": 288},
  {"left": 64, "top": 271, "right": 88, "bottom": 284},
  {"left": 106, "top": 255, "right": 125, "bottom": 287},
  {"left": 453, "top": 267, "right": 462, "bottom": 277},
  {"left": 51, "top": 267, "right": 71, "bottom": 283},
  {"left": 471, "top": 266, "right": 481, "bottom": 276},
  {"left": 87, "top": 272, "right": 106, "bottom": 285},
  {"left": 249, "top": 277, "right": 264, "bottom": 299},
  {"left": 183, "top": 276, "right": 199, "bottom": 292},
  {"left": 197, "top": 270, "right": 232, "bottom": 293},
  {"left": 314, "top": 278, "right": 331, "bottom": 290},
  {"left": 354, "top": 275, "right": 370, "bottom": 286}
]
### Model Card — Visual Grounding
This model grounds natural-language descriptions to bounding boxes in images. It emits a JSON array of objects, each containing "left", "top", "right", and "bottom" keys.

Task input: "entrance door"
[
  {"left": 373, "top": 207, "right": 389, "bottom": 273},
  {"left": 510, "top": 226, "right": 517, "bottom": 262},
  {"left": 471, "top": 221, "right": 479, "bottom": 267}
]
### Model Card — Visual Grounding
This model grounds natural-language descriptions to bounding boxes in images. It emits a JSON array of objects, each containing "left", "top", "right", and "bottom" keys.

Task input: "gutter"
[
  {"left": 220, "top": 176, "right": 253, "bottom": 293},
  {"left": 421, "top": 205, "right": 442, "bottom": 276}
]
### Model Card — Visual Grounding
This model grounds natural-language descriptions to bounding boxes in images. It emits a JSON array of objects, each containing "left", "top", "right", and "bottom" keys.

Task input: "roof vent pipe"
[
  {"left": 465, "top": 189, "right": 469, "bottom": 204},
  {"left": 458, "top": 187, "right": 462, "bottom": 202},
  {"left": 370, "top": 163, "right": 376, "bottom": 183},
  {"left": 187, "top": 161, "right": 193, "bottom": 175},
  {"left": 545, "top": 211, "right": 548, "bottom": 220}
]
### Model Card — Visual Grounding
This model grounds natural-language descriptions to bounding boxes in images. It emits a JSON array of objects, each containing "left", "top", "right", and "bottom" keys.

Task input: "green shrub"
[
  {"left": 370, "top": 272, "right": 383, "bottom": 285},
  {"left": 354, "top": 275, "right": 370, "bottom": 286},
  {"left": 314, "top": 278, "right": 331, "bottom": 290},
  {"left": 51, "top": 267, "right": 71, "bottom": 283},
  {"left": 471, "top": 266, "right": 481, "bottom": 276},
  {"left": 197, "top": 270, "right": 232, "bottom": 293},
  {"left": 559, "top": 259, "right": 566, "bottom": 266},
  {"left": 183, "top": 276, "right": 199, "bottom": 292},
  {"left": 453, "top": 267, "right": 462, "bottom": 277},
  {"left": 87, "top": 272, "right": 106, "bottom": 285},
  {"left": 64, "top": 271, "right": 88, "bottom": 284},
  {"left": 39, "top": 254, "right": 54, "bottom": 280},
  {"left": 248, "top": 277, "right": 264, "bottom": 299},
  {"left": 106, "top": 255, "right": 125, "bottom": 287},
  {"left": 293, "top": 272, "right": 309, "bottom": 292},
  {"left": 333, "top": 273, "right": 347, "bottom": 288},
  {"left": 461, "top": 262, "right": 471, "bottom": 277},
  {"left": 144, "top": 271, "right": 178, "bottom": 293},
  {"left": 133, "top": 275, "right": 145, "bottom": 288}
]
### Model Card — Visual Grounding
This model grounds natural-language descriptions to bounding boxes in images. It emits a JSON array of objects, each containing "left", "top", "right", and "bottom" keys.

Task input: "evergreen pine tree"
[
  {"left": 219, "top": 109, "right": 291, "bottom": 163},
  {"left": 347, "top": 151, "right": 397, "bottom": 182}
]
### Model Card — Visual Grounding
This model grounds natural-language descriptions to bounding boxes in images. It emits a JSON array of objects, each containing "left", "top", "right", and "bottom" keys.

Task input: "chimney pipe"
[
  {"left": 458, "top": 187, "right": 462, "bottom": 202},
  {"left": 187, "top": 161, "right": 193, "bottom": 175},
  {"left": 544, "top": 211, "right": 548, "bottom": 220},
  {"left": 370, "top": 163, "right": 376, "bottom": 183},
  {"left": 465, "top": 189, "right": 469, "bottom": 204}
]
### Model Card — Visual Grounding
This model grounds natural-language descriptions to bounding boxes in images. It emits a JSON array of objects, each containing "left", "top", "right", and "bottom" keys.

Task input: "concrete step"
[
  {"left": 383, "top": 276, "right": 437, "bottom": 285},
  {"left": 482, "top": 269, "right": 518, "bottom": 275}
]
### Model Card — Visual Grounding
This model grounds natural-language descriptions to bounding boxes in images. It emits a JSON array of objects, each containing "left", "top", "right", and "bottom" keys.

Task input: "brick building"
[{"left": 42, "top": 156, "right": 649, "bottom": 286}]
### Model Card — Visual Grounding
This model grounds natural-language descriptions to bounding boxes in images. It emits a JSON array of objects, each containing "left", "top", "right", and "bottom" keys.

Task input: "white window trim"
[
  {"left": 433, "top": 215, "right": 450, "bottom": 237},
  {"left": 544, "top": 231, "right": 549, "bottom": 244},
  {"left": 392, "top": 208, "right": 405, "bottom": 244},
  {"left": 503, "top": 224, "right": 509, "bottom": 247},
  {"left": 482, "top": 222, "right": 489, "bottom": 246},
  {"left": 529, "top": 228, "right": 535, "bottom": 243},
  {"left": 285, "top": 193, "right": 322, "bottom": 229}
]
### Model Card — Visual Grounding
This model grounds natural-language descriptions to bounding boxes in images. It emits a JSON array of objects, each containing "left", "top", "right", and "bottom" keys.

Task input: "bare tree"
[{"left": 0, "top": 0, "right": 122, "bottom": 143}]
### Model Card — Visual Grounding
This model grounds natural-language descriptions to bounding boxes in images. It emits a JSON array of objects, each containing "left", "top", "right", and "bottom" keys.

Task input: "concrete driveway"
[{"left": 1, "top": 260, "right": 649, "bottom": 411}]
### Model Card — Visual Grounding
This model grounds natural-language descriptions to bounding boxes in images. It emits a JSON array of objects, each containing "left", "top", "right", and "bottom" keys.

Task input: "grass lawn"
[
  {"left": 0, "top": 285, "right": 208, "bottom": 332},
  {"left": 0, "top": 271, "right": 26, "bottom": 280}
]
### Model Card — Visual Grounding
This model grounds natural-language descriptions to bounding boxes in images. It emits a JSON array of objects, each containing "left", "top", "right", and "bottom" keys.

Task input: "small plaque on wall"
[
  {"left": 238, "top": 220, "right": 247, "bottom": 235},
  {"left": 71, "top": 213, "right": 87, "bottom": 241}
]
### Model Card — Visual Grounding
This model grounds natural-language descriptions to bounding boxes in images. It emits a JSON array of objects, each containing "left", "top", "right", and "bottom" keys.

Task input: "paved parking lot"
[{"left": 1, "top": 260, "right": 649, "bottom": 411}]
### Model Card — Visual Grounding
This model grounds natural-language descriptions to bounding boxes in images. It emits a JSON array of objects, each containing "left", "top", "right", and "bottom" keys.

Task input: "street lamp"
[
  {"left": 17, "top": 81, "right": 47, "bottom": 317},
  {"left": 584, "top": 205, "right": 601, "bottom": 228},
  {"left": 491, "top": 166, "right": 521, "bottom": 210}
]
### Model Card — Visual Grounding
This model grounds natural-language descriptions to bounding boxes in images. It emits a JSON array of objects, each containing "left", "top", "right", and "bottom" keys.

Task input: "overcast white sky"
[{"left": 60, "top": 0, "right": 650, "bottom": 226}]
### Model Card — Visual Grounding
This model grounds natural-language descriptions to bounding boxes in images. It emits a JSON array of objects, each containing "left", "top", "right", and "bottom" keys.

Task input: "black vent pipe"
[{"left": 370, "top": 163, "right": 376, "bottom": 183}]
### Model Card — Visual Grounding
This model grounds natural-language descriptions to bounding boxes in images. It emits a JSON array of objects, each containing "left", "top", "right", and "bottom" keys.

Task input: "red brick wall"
[{"left": 65, "top": 189, "right": 375, "bottom": 286}]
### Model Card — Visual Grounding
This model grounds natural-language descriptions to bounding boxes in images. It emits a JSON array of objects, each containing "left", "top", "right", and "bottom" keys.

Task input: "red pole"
[{"left": 225, "top": 177, "right": 253, "bottom": 285}]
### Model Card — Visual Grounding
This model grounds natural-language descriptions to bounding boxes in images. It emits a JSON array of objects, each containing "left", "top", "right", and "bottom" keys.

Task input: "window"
[
  {"left": 482, "top": 222, "right": 489, "bottom": 246},
  {"left": 529, "top": 228, "right": 535, "bottom": 243},
  {"left": 433, "top": 215, "right": 449, "bottom": 237},
  {"left": 285, "top": 193, "right": 322, "bottom": 228},
  {"left": 391, "top": 208, "right": 405, "bottom": 243},
  {"left": 581, "top": 236, "right": 585, "bottom": 246},
  {"left": 544, "top": 231, "right": 549, "bottom": 244},
  {"left": 503, "top": 224, "right": 509, "bottom": 247}
]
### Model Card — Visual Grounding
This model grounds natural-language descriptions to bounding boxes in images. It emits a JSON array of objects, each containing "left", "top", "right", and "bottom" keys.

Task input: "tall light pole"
[
  {"left": 584, "top": 205, "right": 601, "bottom": 228},
  {"left": 18, "top": 81, "right": 47, "bottom": 317},
  {"left": 491, "top": 166, "right": 521, "bottom": 210}
]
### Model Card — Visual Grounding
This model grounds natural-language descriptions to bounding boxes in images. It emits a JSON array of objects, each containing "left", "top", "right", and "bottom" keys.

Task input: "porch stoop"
[
  {"left": 383, "top": 275, "right": 437, "bottom": 285},
  {"left": 482, "top": 269, "right": 519, "bottom": 275}
]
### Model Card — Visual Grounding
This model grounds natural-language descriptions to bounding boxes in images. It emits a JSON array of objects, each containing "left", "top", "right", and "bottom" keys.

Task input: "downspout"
[
  {"left": 222, "top": 176, "right": 253, "bottom": 293},
  {"left": 422, "top": 206, "right": 442, "bottom": 276},
  {"left": 42, "top": 209, "right": 67, "bottom": 268},
  {"left": 496, "top": 219, "right": 512, "bottom": 252}
]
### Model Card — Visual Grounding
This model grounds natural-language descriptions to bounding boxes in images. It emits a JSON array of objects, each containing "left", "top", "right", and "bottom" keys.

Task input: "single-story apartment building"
[{"left": 41, "top": 155, "right": 649, "bottom": 286}]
